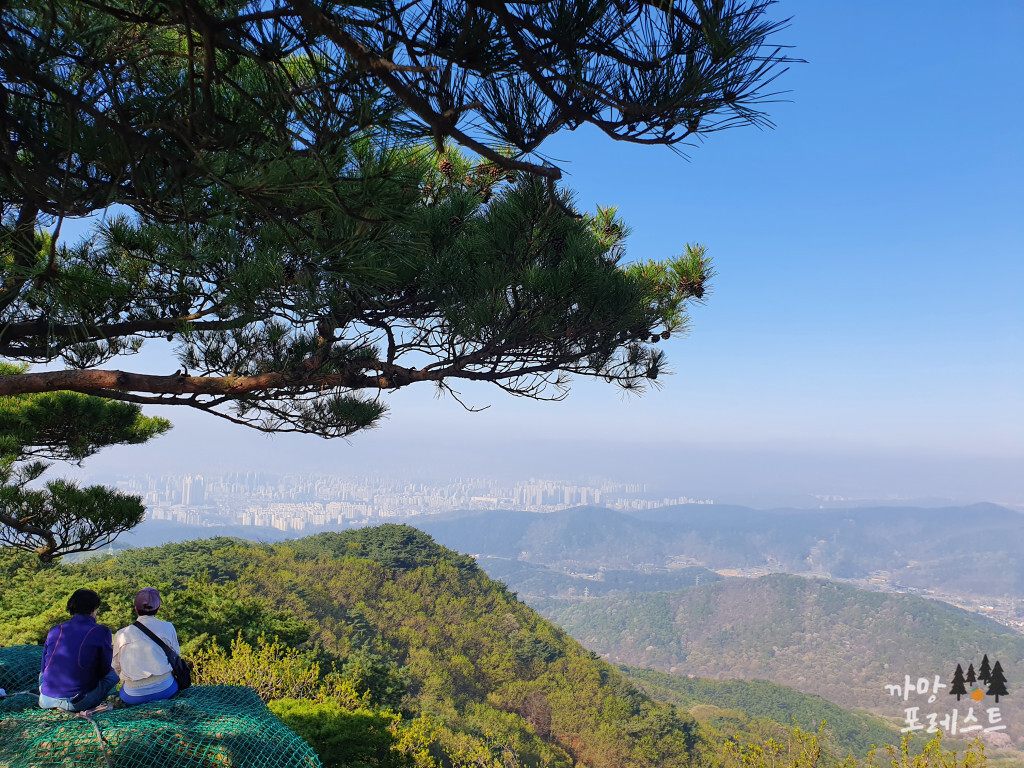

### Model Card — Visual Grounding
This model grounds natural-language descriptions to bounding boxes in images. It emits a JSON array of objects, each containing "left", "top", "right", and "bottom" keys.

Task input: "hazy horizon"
[{"left": 73, "top": 416, "right": 1024, "bottom": 511}]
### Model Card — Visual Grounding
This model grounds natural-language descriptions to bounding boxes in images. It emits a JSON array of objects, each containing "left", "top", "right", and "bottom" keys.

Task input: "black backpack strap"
[{"left": 131, "top": 620, "right": 178, "bottom": 663}]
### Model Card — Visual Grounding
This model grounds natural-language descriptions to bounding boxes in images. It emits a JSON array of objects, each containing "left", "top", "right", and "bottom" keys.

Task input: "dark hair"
[
  {"left": 67, "top": 589, "right": 102, "bottom": 616},
  {"left": 136, "top": 606, "right": 159, "bottom": 616}
]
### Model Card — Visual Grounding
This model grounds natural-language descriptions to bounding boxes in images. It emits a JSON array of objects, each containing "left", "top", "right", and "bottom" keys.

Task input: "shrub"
[{"left": 269, "top": 698, "right": 411, "bottom": 768}]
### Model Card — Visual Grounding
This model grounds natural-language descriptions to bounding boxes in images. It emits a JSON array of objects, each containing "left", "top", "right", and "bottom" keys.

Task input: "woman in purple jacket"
[{"left": 38, "top": 589, "right": 120, "bottom": 712}]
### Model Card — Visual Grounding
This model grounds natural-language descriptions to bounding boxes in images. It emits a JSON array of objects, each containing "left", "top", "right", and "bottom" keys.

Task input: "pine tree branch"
[
  {"left": 0, "top": 316, "right": 245, "bottom": 349},
  {"left": 0, "top": 342, "right": 648, "bottom": 400},
  {"left": 0, "top": 367, "right": 397, "bottom": 398},
  {"left": 0, "top": 205, "right": 40, "bottom": 315},
  {"left": 288, "top": 0, "right": 562, "bottom": 179},
  {"left": 0, "top": 508, "right": 58, "bottom": 552}
]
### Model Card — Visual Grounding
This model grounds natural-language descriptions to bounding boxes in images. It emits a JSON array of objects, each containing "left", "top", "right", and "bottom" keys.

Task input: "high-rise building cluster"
[{"left": 109, "top": 471, "right": 712, "bottom": 532}]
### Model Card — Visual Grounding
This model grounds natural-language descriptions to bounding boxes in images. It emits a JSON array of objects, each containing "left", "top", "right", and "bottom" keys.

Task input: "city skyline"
[{"left": 104, "top": 470, "right": 715, "bottom": 532}]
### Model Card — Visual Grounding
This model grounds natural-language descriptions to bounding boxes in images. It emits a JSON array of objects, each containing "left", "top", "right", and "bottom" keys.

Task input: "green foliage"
[
  {"left": 270, "top": 699, "right": 411, "bottom": 768},
  {"left": 0, "top": 363, "right": 170, "bottom": 561},
  {"left": 339, "top": 649, "right": 409, "bottom": 712},
  {"left": 293, "top": 526, "right": 477, "bottom": 575},
  {"left": 0, "top": 0, "right": 798, "bottom": 437},
  {"left": 0, "top": 549, "right": 312, "bottom": 652},
  {"left": 719, "top": 724, "right": 825, "bottom": 768},
  {"left": 541, "top": 573, "right": 1024, "bottom": 733},
  {"left": 712, "top": 728, "right": 987, "bottom": 768},
  {"left": 191, "top": 632, "right": 408, "bottom": 713},
  {"left": 1, "top": 527, "right": 1009, "bottom": 768},
  {"left": 2, "top": 527, "right": 1008, "bottom": 768},
  {"left": 166, "top": 574, "right": 312, "bottom": 654},
  {"left": 431, "top": 722, "right": 547, "bottom": 768},
  {"left": 0, "top": 526, "right": 704, "bottom": 768},
  {"left": 877, "top": 733, "right": 986, "bottom": 768},
  {"left": 438, "top": 704, "right": 573, "bottom": 768},
  {"left": 107, "top": 537, "right": 258, "bottom": 587},
  {"left": 3, "top": 157, "right": 709, "bottom": 435},
  {"left": 0, "top": 0, "right": 794, "bottom": 214},
  {"left": 194, "top": 634, "right": 326, "bottom": 703},
  {"left": 623, "top": 666, "right": 901, "bottom": 758},
  {"left": 0, "top": 478, "right": 149, "bottom": 562},
  {"left": 0, "top": 364, "right": 169, "bottom": 463}
]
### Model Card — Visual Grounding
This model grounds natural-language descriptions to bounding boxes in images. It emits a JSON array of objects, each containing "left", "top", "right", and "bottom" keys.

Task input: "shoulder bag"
[{"left": 132, "top": 621, "right": 192, "bottom": 692}]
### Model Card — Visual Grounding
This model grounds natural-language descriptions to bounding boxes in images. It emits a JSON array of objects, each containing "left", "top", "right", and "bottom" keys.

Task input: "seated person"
[
  {"left": 113, "top": 587, "right": 181, "bottom": 705},
  {"left": 39, "top": 589, "right": 120, "bottom": 712}
]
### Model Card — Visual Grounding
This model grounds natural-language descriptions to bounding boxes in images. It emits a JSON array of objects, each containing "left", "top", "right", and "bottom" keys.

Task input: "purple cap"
[{"left": 134, "top": 587, "right": 161, "bottom": 613}]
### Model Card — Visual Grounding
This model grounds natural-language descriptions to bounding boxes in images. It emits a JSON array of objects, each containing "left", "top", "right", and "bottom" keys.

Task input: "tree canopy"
[
  {"left": 0, "top": 0, "right": 795, "bottom": 556},
  {"left": 0, "top": 362, "right": 170, "bottom": 560},
  {"left": 2, "top": 0, "right": 793, "bottom": 192},
  {"left": 0, "top": 0, "right": 794, "bottom": 435}
]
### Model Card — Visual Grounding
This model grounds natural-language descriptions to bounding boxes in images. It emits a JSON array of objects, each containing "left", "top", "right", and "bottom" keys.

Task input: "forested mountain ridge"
[
  {"left": 479, "top": 556, "right": 722, "bottom": 600},
  {"left": 621, "top": 666, "right": 903, "bottom": 758},
  {"left": 541, "top": 574, "right": 1024, "bottom": 749},
  {"left": 0, "top": 526, "right": 699, "bottom": 768}
]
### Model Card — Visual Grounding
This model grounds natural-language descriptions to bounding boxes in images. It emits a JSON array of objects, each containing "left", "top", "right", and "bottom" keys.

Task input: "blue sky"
[{"left": 74, "top": 1, "right": 1023, "bottom": 507}]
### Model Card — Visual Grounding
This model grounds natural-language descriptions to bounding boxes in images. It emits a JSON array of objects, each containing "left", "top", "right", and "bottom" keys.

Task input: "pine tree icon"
[
  {"left": 987, "top": 661, "right": 1008, "bottom": 703},
  {"left": 978, "top": 655, "right": 992, "bottom": 685},
  {"left": 950, "top": 664, "right": 967, "bottom": 701},
  {"left": 966, "top": 664, "right": 977, "bottom": 686}
]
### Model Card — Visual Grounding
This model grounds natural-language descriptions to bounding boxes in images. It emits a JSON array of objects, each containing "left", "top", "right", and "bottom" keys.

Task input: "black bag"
[{"left": 132, "top": 620, "right": 192, "bottom": 692}]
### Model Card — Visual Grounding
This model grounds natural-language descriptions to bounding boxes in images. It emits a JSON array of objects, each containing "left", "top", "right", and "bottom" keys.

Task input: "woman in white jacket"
[{"left": 112, "top": 588, "right": 181, "bottom": 705}]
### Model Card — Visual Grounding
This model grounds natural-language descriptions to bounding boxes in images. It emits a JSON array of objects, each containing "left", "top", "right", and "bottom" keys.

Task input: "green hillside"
[
  {"left": 621, "top": 666, "right": 901, "bottom": 756},
  {"left": 541, "top": 574, "right": 1024, "bottom": 749},
  {"left": 0, "top": 526, "right": 699, "bottom": 768},
  {"left": 2, "top": 529, "right": 1008, "bottom": 767}
]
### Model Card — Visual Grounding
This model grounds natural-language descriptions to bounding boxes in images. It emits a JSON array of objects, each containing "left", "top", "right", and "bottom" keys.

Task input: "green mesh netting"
[
  {"left": 0, "top": 646, "right": 321, "bottom": 768},
  {"left": 0, "top": 644, "right": 42, "bottom": 694}
]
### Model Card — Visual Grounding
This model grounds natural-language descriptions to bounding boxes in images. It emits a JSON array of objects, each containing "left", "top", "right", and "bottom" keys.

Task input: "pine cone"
[
  {"left": 438, "top": 158, "right": 455, "bottom": 177},
  {"left": 650, "top": 335, "right": 660, "bottom": 344},
  {"left": 678, "top": 278, "right": 705, "bottom": 298},
  {"left": 660, "top": 330, "right": 671, "bottom": 340}
]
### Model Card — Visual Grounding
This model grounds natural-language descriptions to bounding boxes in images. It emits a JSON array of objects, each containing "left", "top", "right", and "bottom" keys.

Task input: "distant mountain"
[
  {"left": 480, "top": 556, "right": 722, "bottom": 600},
  {"left": 540, "top": 574, "right": 1024, "bottom": 748},
  {"left": 421, "top": 506, "right": 665, "bottom": 565},
  {"left": 418, "top": 503, "right": 1024, "bottom": 599}
]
